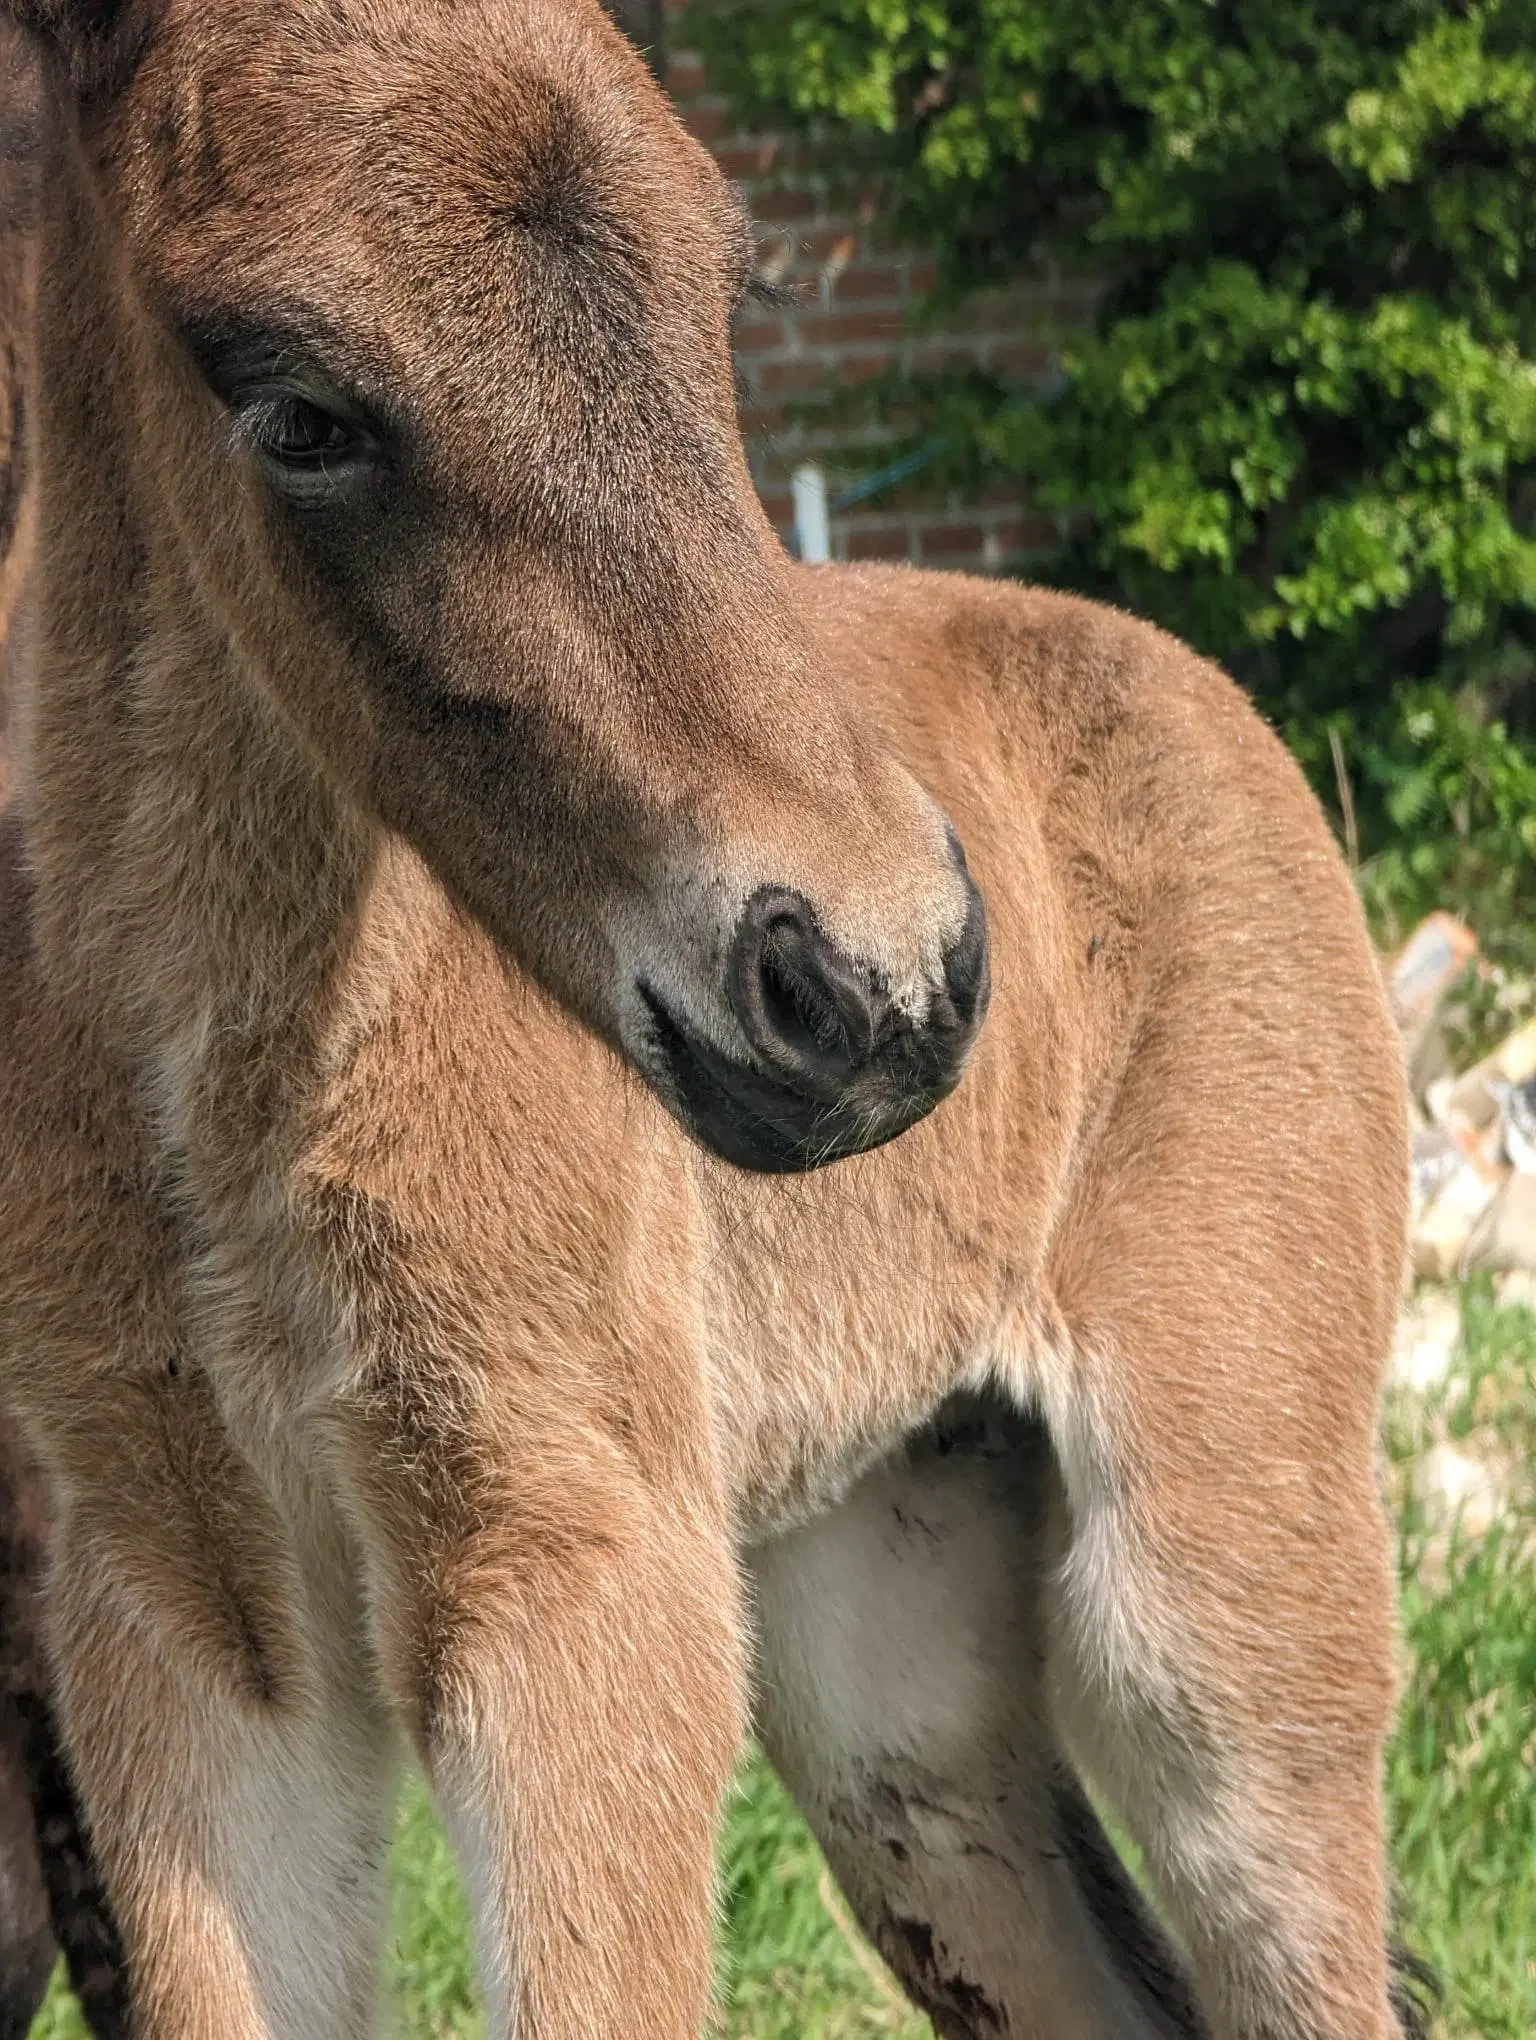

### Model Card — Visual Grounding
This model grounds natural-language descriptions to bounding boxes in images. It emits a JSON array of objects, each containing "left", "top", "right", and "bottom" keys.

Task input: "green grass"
[
  {"left": 1383, "top": 1282, "right": 1536, "bottom": 2040},
  {"left": 28, "top": 1283, "right": 1536, "bottom": 2038},
  {"left": 385, "top": 1770, "right": 482, "bottom": 2040}
]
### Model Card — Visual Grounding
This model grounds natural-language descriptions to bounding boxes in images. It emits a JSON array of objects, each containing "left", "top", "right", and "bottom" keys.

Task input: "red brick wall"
[{"left": 662, "top": 16, "right": 1088, "bottom": 574}]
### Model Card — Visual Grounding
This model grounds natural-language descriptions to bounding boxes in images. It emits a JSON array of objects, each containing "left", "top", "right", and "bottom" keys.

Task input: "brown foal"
[{"left": 0, "top": 5, "right": 1415, "bottom": 2038}]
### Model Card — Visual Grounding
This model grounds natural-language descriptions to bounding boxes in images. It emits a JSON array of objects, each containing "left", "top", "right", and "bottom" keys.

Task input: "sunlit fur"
[{"left": 0, "top": 6, "right": 1413, "bottom": 2038}]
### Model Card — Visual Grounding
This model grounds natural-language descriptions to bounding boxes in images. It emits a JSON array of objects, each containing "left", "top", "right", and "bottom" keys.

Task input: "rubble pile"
[
  {"left": 1384, "top": 917, "right": 1536, "bottom": 1538},
  {"left": 1392, "top": 913, "right": 1536, "bottom": 1280}
]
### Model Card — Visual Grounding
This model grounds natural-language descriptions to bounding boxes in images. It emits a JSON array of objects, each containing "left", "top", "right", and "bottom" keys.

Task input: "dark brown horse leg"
[
  {"left": 0, "top": 1416, "right": 129, "bottom": 2038},
  {"left": 17, "top": 1688, "right": 130, "bottom": 2039},
  {"left": 0, "top": 1694, "right": 53, "bottom": 2040}
]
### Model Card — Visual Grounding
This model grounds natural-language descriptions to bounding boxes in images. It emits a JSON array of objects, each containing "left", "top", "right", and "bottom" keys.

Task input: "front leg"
[
  {"left": 328, "top": 1343, "right": 745, "bottom": 2039},
  {"left": 38, "top": 1373, "right": 398, "bottom": 2040}
]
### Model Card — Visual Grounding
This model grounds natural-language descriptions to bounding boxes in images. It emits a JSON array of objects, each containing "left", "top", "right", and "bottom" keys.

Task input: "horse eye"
[{"left": 258, "top": 396, "right": 357, "bottom": 470}]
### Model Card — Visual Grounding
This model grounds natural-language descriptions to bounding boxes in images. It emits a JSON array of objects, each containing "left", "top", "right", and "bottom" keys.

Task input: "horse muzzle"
[{"left": 639, "top": 876, "right": 989, "bottom": 1173}]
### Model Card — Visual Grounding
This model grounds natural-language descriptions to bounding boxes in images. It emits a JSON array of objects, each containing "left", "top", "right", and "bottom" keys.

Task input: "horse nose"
[{"left": 728, "top": 887, "right": 888, "bottom": 1099}]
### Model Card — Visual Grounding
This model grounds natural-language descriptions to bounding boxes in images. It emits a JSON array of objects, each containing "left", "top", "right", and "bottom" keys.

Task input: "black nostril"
[
  {"left": 941, "top": 872, "right": 990, "bottom": 1029},
  {"left": 728, "top": 887, "right": 885, "bottom": 1094}
]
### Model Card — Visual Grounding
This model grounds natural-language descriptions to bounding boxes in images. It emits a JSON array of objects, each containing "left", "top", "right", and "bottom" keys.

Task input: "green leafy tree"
[{"left": 696, "top": 0, "right": 1536, "bottom": 956}]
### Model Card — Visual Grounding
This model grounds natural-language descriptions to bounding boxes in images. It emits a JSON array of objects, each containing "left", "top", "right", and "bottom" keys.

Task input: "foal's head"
[{"left": 18, "top": 0, "right": 989, "bottom": 1173}]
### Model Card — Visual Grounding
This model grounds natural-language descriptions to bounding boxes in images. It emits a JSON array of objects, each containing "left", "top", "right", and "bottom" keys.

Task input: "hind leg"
[
  {"left": 1026, "top": 894, "right": 1416, "bottom": 2040},
  {"left": 751, "top": 1396, "right": 1203, "bottom": 2040},
  {"left": 1036, "top": 1312, "right": 1405, "bottom": 2040}
]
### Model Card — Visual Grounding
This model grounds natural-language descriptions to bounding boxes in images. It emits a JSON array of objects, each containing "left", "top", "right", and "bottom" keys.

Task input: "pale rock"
[
  {"left": 1390, "top": 1290, "right": 1462, "bottom": 1394},
  {"left": 1412, "top": 1443, "right": 1503, "bottom": 1540}
]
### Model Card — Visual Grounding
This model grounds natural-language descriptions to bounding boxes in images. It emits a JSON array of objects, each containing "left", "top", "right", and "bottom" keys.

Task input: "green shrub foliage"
[{"left": 697, "top": 0, "right": 1536, "bottom": 957}]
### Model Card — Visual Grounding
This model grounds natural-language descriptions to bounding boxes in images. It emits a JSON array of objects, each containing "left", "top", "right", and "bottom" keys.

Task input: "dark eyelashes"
[
  {"left": 174, "top": 302, "right": 392, "bottom": 431},
  {"left": 180, "top": 317, "right": 319, "bottom": 402},
  {"left": 731, "top": 273, "right": 800, "bottom": 328},
  {"left": 224, "top": 384, "right": 309, "bottom": 451},
  {"left": 722, "top": 186, "right": 794, "bottom": 318},
  {"left": 744, "top": 274, "right": 798, "bottom": 310}
]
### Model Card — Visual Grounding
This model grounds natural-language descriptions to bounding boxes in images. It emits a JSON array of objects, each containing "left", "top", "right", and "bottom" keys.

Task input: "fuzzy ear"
[{"left": 3, "top": 1, "right": 158, "bottom": 102}]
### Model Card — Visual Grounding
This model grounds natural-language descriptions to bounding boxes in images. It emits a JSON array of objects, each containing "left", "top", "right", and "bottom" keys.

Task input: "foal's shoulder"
[
  {"left": 806, "top": 562, "right": 1237, "bottom": 725},
  {"left": 804, "top": 561, "right": 1349, "bottom": 924},
  {"left": 810, "top": 562, "right": 1310, "bottom": 798}
]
